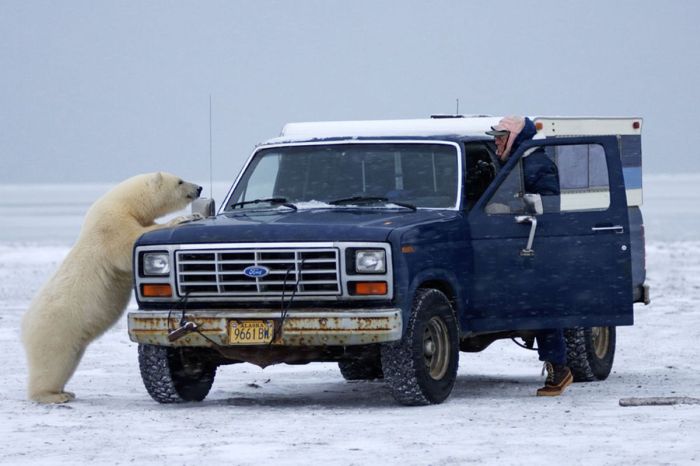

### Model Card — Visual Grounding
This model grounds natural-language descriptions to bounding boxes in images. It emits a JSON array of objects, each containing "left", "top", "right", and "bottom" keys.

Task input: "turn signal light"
[
  {"left": 354, "top": 282, "right": 388, "bottom": 295},
  {"left": 142, "top": 284, "right": 173, "bottom": 297}
]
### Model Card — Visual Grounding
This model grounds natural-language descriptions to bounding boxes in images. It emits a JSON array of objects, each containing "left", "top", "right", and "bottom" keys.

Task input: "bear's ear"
[{"left": 151, "top": 172, "right": 164, "bottom": 188}]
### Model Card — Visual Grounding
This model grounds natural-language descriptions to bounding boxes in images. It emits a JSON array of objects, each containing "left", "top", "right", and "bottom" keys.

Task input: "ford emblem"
[{"left": 243, "top": 265, "right": 270, "bottom": 278}]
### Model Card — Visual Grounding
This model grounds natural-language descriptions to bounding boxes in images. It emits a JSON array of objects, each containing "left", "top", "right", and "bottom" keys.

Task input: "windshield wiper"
[
  {"left": 229, "top": 197, "right": 297, "bottom": 211},
  {"left": 328, "top": 196, "right": 417, "bottom": 211}
]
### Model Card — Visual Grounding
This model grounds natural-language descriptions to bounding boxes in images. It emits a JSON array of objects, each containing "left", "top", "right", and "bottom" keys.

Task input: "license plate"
[{"left": 228, "top": 320, "right": 274, "bottom": 345}]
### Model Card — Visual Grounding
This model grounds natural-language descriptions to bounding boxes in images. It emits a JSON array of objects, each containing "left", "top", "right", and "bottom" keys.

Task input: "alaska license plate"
[{"left": 228, "top": 320, "right": 274, "bottom": 345}]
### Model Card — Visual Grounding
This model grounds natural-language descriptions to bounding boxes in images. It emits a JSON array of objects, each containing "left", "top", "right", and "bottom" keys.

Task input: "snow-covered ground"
[{"left": 1, "top": 176, "right": 699, "bottom": 465}]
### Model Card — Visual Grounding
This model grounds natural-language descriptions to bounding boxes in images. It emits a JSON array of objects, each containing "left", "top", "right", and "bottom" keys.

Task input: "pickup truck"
[{"left": 128, "top": 115, "right": 649, "bottom": 405}]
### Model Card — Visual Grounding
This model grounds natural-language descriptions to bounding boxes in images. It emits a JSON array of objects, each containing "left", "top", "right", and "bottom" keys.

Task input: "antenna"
[
  {"left": 456, "top": 98, "right": 460, "bottom": 115},
  {"left": 209, "top": 94, "right": 213, "bottom": 198}
]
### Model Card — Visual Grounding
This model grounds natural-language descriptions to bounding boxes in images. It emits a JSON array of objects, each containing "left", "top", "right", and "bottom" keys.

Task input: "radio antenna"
[
  {"left": 209, "top": 94, "right": 213, "bottom": 198},
  {"left": 456, "top": 98, "right": 460, "bottom": 115}
]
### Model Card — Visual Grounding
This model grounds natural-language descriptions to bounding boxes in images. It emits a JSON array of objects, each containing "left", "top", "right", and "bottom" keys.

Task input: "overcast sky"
[{"left": 1, "top": 1, "right": 698, "bottom": 185}]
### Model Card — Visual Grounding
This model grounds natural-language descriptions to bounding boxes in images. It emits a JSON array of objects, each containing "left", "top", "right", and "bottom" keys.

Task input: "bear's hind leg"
[{"left": 27, "top": 345, "right": 85, "bottom": 404}]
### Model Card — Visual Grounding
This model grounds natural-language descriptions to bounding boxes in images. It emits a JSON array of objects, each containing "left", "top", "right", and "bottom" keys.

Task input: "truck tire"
[
  {"left": 381, "top": 288, "right": 459, "bottom": 406},
  {"left": 564, "top": 326, "right": 616, "bottom": 382},
  {"left": 338, "top": 353, "right": 384, "bottom": 381},
  {"left": 138, "top": 344, "right": 217, "bottom": 403}
]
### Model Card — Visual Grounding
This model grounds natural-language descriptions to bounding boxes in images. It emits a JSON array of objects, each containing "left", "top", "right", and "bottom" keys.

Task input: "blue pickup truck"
[{"left": 128, "top": 115, "right": 649, "bottom": 405}]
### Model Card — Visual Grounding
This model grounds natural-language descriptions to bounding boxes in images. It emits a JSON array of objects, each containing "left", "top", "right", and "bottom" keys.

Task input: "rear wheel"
[
  {"left": 381, "top": 288, "right": 459, "bottom": 405},
  {"left": 138, "top": 345, "right": 217, "bottom": 403},
  {"left": 564, "top": 326, "right": 616, "bottom": 382}
]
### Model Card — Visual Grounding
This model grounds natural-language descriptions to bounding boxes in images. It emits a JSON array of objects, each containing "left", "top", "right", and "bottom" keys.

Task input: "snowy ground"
[
  {"left": 1, "top": 242, "right": 699, "bottom": 465},
  {"left": 1, "top": 176, "right": 699, "bottom": 465}
]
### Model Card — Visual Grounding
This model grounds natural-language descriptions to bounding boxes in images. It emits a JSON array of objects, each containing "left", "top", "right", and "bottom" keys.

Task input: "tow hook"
[{"left": 168, "top": 321, "right": 199, "bottom": 342}]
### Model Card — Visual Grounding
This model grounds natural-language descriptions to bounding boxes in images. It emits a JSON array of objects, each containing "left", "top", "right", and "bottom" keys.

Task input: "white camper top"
[
  {"left": 269, "top": 116, "right": 501, "bottom": 143},
  {"left": 534, "top": 117, "right": 643, "bottom": 137},
  {"left": 265, "top": 116, "right": 643, "bottom": 144}
]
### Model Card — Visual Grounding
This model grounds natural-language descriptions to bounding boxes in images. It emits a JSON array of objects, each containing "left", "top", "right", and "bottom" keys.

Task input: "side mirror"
[
  {"left": 523, "top": 193, "right": 543, "bottom": 215},
  {"left": 191, "top": 198, "right": 216, "bottom": 218}
]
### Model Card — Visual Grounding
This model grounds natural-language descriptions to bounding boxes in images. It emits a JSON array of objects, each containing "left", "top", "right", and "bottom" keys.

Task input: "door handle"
[
  {"left": 515, "top": 215, "right": 537, "bottom": 256},
  {"left": 592, "top": 225, "right": 624, "bottom": 234}
]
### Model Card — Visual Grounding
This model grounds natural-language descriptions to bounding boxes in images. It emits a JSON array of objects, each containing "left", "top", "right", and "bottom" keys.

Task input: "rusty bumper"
[{"left": 127, "top": 308, "right": 402, "bottom": 347}]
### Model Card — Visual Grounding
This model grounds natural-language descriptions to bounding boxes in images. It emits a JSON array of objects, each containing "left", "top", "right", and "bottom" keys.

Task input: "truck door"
[{"left": 466, "top": 136, "right": 633, "bottom": 332}]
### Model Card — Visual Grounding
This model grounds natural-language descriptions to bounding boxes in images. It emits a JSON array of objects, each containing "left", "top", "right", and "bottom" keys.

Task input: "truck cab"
[{"left": 128, "top": 115, "right": 649, "bottom": 405}]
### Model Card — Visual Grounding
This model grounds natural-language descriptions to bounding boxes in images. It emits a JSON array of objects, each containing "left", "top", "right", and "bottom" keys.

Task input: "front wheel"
[
  {"left": 564, "top": 326, "right": 616, "bottom": 382},
  {"left": 381, "top": 288, "right": 459, "bottom": 405},
  {"left": 138, "top": 345, "right": 217, "bottom": 403}
]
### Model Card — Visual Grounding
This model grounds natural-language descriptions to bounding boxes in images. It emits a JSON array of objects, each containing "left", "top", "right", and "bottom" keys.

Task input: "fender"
[{"left": 404, "top": 267, "right": 468, "bottom": 334}]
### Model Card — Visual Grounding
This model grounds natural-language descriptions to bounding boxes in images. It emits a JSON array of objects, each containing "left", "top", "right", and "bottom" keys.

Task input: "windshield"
[{"left": 224, "top": 143, "right": 460, "bottom": 211}]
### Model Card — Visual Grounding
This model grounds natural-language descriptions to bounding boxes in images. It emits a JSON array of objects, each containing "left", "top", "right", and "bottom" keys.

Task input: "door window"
[
  {"left": 554, "top": 144, "right": 610, "bottom": 211},
  {"left": 485, "top": 143, "right": 610, "bottom": 214},
  {"left": 485, "top": 162, "right": 527, "bottom": 214},
  {"left": 465, "top": 143, "right": 498, "bottom": 209}
]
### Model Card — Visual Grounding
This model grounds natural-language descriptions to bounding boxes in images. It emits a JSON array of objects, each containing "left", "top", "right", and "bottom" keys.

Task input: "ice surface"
[
  {"left": 0, "top": 175, "right": 698, "bottom": 465},
  {"left": 643, "top": 174, "right": 700, "bottom": 242},
  {"left": 1, "top": 242, "right": 698, "bottom": 464}
]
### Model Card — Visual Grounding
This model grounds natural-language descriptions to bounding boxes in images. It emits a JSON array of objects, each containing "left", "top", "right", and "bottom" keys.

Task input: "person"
[
  {"left": 487, "top": 115, "right": 560, "bottom": 195},
  {"left": 486, "top": 116, "right": 573, "bottom": 397}
]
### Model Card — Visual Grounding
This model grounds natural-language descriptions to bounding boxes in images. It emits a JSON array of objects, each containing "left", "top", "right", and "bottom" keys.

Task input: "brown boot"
[{"left": 536, "top": 362, "right": 573, "bottom": 396}]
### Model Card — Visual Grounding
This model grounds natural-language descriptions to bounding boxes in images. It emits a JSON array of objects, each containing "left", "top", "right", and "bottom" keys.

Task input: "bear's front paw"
[
  {"left": 31, "top": 391, "right": 76, "bottom": 404},
  {"left": 190, "top": 213, "right": 205, "bottom": 221},
  {"left": 166, "top": 215, "right": 193, "bottom": 226}
]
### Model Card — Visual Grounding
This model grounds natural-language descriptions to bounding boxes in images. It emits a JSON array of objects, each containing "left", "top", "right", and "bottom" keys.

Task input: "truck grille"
[{"left": 175, "top": 248, "right": 341, "bottom": 298}]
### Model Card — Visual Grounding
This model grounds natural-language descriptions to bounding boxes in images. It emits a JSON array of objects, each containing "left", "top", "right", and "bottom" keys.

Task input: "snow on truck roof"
[
  {"left": 278, "top": 116, "right": 502, "bottom": 140},
  {"left": 265, "top": 116, "right": 643, "bottom": 144}
]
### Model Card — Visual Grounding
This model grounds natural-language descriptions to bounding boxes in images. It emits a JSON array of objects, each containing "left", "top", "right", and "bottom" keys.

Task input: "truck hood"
[{"left": 137, "top": 208, "right": 458, "bottom": 245}]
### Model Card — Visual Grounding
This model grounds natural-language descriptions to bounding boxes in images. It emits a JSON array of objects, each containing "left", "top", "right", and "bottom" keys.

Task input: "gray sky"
[{"left": 1, "top": 1, "right": 698, "bottom": 184}]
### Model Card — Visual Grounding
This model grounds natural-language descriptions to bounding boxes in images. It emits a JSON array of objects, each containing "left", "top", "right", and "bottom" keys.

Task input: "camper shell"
[{"left": 128, "top": 115, "right": 649, "bottom": 405}]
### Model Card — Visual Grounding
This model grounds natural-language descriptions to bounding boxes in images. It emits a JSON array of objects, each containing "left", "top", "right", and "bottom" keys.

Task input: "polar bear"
[{"left": 22, "top": 172, "right": 202, "bottom": 403}]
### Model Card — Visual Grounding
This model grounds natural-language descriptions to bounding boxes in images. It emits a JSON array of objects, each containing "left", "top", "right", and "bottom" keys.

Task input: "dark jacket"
[{"left": 511, "top": 118, "right": 560, "bottom": 196}]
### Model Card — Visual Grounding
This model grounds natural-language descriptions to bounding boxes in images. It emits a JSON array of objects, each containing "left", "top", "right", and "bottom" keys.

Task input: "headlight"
[
  {"left": 143, "top": 252, "right": 170, "bottom": 275},
  {"left": 355, "top": 250, "right": 386, "bottom": 273}
]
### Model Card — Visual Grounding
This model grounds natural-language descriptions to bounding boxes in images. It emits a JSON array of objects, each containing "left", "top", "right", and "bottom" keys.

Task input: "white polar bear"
[{"left": 22, "top": 172, "right": 202, "bottom": 403}]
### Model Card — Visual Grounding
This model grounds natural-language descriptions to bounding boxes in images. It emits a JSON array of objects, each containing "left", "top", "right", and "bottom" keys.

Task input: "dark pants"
[{"left": 536, "top": 328, "right": 567, "bottom": 365}]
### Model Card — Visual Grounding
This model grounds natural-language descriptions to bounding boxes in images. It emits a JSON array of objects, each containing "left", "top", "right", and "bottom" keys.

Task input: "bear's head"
[
  {"left": 145, "top": 172, "right": 202, "bottom": 219},
  {"left": 88, "top": 172, "right": 202, "bottom": 227}
]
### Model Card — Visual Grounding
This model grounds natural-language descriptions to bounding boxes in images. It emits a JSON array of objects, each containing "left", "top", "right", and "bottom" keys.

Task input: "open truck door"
[{"left": 466, "top": 135, "right": 633, "bottom": 332}]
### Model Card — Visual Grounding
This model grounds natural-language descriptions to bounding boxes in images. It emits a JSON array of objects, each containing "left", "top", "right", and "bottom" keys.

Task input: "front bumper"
[{"left": 127, "top": 308, "right": 402, "bottom": 347}]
